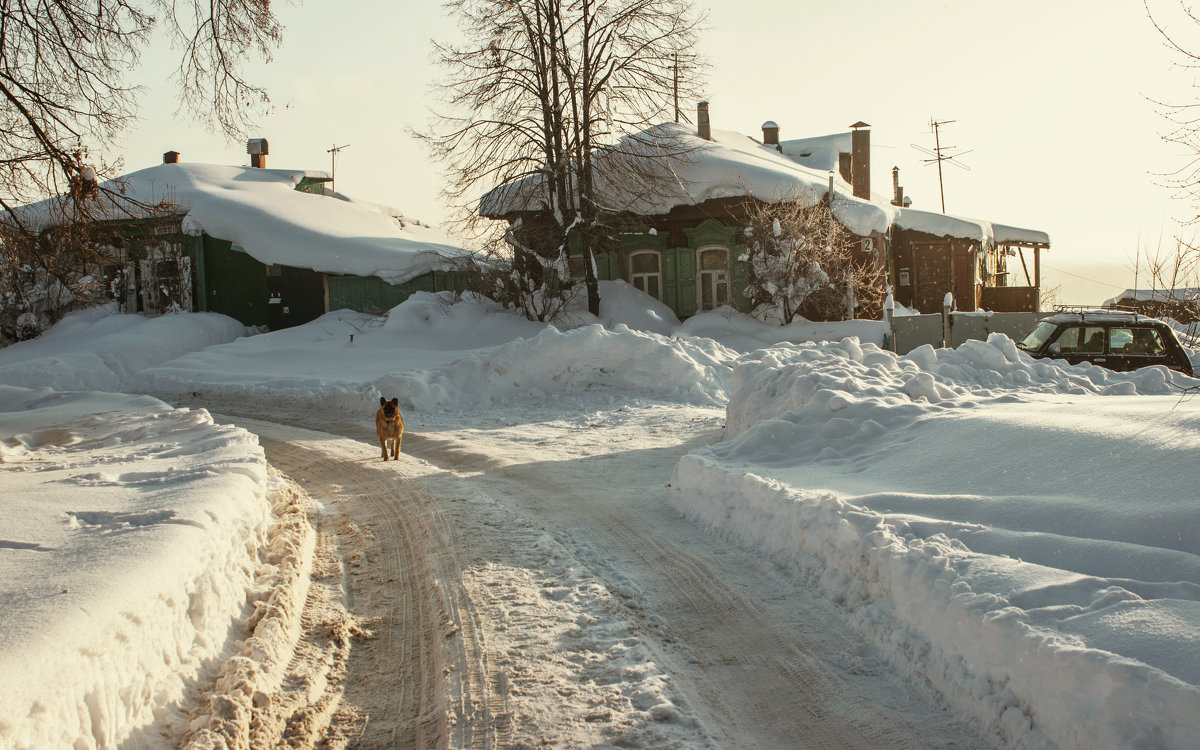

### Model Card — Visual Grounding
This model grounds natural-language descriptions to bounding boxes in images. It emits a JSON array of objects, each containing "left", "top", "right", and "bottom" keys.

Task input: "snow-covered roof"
[
  {"left": 480, "top": 122, "right": 1048, "bottom": 247},
  {"left": 25, "top": 164, "right": 467, "bottom": 286},
  {"left": 894, "top": 207, "right": 1050, "bottom": 248},
  {"left": 480, "top": 122, "right": 893, "bottom": 238},
  {"left": 776, "top": 132, "right": 852, "bottom": 173},
  {"left": 1104, "top": 288, "right": 1200, "bottom": 306}
]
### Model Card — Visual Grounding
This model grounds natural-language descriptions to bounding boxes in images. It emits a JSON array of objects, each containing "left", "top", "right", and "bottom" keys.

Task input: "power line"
[{"left": 1042, "top": 263, "right": 1127, "bottom": 289}]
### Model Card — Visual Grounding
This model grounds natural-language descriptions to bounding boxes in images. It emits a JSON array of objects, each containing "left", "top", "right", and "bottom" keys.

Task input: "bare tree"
[
  {"left": 0, "top": 0, "right": 284, "bottom": 341},
  {"left": 425, "top": 0, "right": 704, "bottom": 320},
  {"left": 1147, "top": 1, "right": 1200, "bottom": 216},
  {"left": 740, "top": 191, "right": 882, "bottom": 324}
]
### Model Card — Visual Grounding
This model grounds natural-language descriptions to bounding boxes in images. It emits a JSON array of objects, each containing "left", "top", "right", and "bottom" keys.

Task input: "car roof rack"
[{"left": 1052, "top": 304, "right": 1143, "bottom": 322}]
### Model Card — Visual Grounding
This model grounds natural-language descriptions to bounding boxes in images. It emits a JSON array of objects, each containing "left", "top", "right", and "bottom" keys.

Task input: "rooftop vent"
[{"left": 247, "top": 138, "right": 269, "bottom": 168}]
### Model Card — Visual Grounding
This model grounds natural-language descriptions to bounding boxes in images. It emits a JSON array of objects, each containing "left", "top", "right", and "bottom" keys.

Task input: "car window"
[
  {"left": 1018, "top": 321, "right": 1058, "bottom": 350},
  {"left": 1113, "top": 327, "right": 1165, "bottom": 355},
  {"left": 1109, "top": 327, "right": 1133, "bottom": 350},
  {"left": 1055, "top": 326, "right": 1105, "bottom": 353},
  {"left": 1053, "top": 326, "right": 1081, "bottom": 351}
]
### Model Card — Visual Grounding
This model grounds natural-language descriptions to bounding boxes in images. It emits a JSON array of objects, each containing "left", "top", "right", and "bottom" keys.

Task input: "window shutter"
[
  {"left": 731, "top": 244, "right": 750, "bottom": 313},
  {"left": 595, "top": 251, "right": 618, "bottom": 281},
  {"left": 675, "top": 247, "right": 697, "bottom": 317}
]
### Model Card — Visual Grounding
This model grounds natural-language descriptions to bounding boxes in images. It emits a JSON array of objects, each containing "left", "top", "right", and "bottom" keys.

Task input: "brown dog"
[{"left": 375, "top": 396, "right": 404, "bottom": 460}]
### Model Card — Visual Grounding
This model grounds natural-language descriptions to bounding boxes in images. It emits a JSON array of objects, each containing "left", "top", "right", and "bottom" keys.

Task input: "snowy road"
[{"left": 219, "top": 402, "right": 991, "bottom": 750}]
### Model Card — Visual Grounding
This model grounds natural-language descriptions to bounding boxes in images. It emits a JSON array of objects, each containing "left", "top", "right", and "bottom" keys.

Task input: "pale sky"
[{"left": 113, "top": 0, "right": 1200, "bottom": 305}]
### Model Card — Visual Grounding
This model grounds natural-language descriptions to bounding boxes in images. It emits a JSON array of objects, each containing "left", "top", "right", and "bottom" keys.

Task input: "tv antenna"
[
  {"left": 327, "top": 143, "right": 350, "bottom": 195},
  {"left": 911, "top": 118, "right": 971, "bottom": 213},
  {"left": 671, "top": 53, "right": 698, "bottom": 123}
]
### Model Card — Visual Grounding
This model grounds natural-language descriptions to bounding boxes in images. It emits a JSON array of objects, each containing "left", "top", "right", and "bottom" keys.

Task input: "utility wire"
[{"left": 1042, "top": 263, "right": 1126, "bottom": 290}]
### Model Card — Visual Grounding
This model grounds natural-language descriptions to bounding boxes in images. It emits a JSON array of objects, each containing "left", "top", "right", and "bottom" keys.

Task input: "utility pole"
[
  {"left": 327, "top": 143, "right": 350, "bottom": 195},
  {"left": 911, "top": 119, "right": 970, "bottom": 213}
]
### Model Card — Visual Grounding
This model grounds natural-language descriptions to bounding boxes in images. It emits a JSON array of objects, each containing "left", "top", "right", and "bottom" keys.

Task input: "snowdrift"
[
  {"left": 0, "top": 387, "right": 272, "bottom": 748},
  {"left": 130, "top": 294, "right": 738, "bottom": 413},
  {"left": 671, "top": 335, "right": 1200, "bottom": 749},
  {"left": 377, "top": 323, "right": 737, "bottom": 411},
  {"left": 0, "top": 308, "right": 247, "bottom": 392}
]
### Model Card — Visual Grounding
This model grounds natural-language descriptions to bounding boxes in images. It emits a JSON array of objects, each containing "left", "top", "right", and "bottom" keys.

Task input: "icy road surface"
[{"left": 209, "top": 398, "right": 990, "bottom": 750}]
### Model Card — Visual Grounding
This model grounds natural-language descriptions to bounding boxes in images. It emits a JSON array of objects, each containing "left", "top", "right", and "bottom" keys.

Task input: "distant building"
[{"left": 1104, "top": 288, "right": 1200, "bottom": 323}]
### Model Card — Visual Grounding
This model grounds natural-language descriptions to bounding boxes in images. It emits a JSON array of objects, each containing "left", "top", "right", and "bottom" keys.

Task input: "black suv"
[{"left": 1016, "top": 310, "right": 1195, "bottom": 376}]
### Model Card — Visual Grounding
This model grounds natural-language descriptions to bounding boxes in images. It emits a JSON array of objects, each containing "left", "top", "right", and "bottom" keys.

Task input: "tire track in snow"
[
  {"left": 237, "top": 419, "right": 506, "bottom": 750},
  {"left": 406, "top": 416, "right": 987, "bottom": 750},
  {"left": 215, "top": 406, "right": 989, "bottom": 750},
  {"left": 585, "top": 513, "right": 932, "bottom": 750}
]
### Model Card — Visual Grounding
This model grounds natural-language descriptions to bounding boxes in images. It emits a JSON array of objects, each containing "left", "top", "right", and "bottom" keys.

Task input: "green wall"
[
  {"left": 201, "top": 238, "right": 270, "bottom": 327},
  {"left": 327, "top": 270, "right": 470, "bottom": 315}
]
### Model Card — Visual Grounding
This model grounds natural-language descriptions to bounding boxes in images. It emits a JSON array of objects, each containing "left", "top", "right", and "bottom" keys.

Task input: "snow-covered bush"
[{"left": 740, "top": 191, "right": 883, "bottom": 324}]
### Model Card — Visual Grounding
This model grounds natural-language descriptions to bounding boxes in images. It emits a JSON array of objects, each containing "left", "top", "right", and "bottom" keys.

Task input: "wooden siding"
[
  {"left": 327, "top": 270, "right": 471, "bottom": 315},
  {"left": 980, "top": 286, "right": 1039, "bottom": 313},
  {"left": 202, "top": 239, "right": 271, "bottom": 327}
]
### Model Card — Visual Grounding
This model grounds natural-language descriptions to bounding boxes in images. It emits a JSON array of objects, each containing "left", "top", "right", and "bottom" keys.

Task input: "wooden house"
[
  {"left": 481, "top": 105, "right": 1048, "bottom": 319},
  {"left": 35, "top": 145, "right": 469, "bottom": 329}
]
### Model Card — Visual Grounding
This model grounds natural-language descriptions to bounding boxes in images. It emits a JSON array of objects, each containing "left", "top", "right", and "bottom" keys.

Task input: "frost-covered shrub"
[{"left": 740, "top": 191, "right": 884, "bottom": 324}]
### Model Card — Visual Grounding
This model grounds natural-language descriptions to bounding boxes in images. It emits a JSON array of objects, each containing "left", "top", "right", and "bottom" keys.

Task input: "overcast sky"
[{"left": 112, "top": 0, "right": 1200, "bottom": 305}]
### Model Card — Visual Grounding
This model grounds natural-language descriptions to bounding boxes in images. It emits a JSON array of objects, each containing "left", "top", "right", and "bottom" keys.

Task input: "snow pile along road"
[
  {"left": 0, "top": 387, "right": 274, "bottom": 748},
  {"left": 0, "top": 307, "right": 247, "bottom": 392},
  {"left": 671, "top": 334, "right": 1200, "bottom": 749},
  {"left": 377, "top": 322, "right": 738, "bottom": 411},
  {"left": 133, "top": 294, "right": 740, "bottom": 415}
]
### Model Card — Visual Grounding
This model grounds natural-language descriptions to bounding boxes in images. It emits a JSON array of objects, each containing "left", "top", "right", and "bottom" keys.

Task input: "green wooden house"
[
  {"left": 59, "top": 152, "right": 470, "bottom": 329},
  {"left": 587, "top": 217, "right": 750, "bottom": 318},
  {"left": 482, "top": 106, "right": 1049, "bottom": 319}
]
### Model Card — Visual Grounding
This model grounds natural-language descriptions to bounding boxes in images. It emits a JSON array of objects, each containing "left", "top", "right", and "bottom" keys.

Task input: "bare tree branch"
[
  {"left": 0, "top": 0, "right": 286, "bottom": 343},
  {"left": 421, "top": 0, "right": 705, "bottom": 320}
]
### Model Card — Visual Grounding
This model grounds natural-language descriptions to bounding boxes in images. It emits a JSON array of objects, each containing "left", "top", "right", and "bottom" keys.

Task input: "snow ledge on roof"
[{"left": 25, "top": 164, "right": 469, "bottom": 286}]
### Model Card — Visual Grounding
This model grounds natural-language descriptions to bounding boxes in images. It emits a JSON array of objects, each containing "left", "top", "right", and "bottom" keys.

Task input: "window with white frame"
[
  {"left": 697, "top": 246, "right": 729, "bottom": 310},
  {"left": 630, "top": 250, "right": 662, "bottom": 300}
]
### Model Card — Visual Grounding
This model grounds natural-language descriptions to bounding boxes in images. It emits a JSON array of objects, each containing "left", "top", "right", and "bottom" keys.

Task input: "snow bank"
[
  {"left": 670, "top": 335, "right": 1200, "bottom": 749},
  {"left": 377, "top": 323, "right": 737, "bottom": 411},
  {"left": 130, "top": 295, "right": 732, "bottom": 414},
  {"left": 676, "top": 305, "right": 888, "bottom": 354},
  {"left": 0, "top": 307, "right": 247, "bottom": 392},
  {"left": 561, "top": 280, "right": 682, "bottom": 336},
  {"left": 0, "top": 387, "right": 272, "bottom": 748}
]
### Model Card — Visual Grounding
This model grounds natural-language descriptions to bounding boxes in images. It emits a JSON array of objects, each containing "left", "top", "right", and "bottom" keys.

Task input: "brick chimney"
[
  {"left": 849, "top": 121, "right": 870, "bottom": 200},
  {"left": 163, "top": 151, "right": 180, "bottom": 164},
  {"left": 247, "top": 138, "right": 269, "bottom": 168},
  {"left": 697, "top": 101, "right": 711, "bottom": 141},
  {"left": 762, "top": 121, "right": 779, "bottom": 146}
]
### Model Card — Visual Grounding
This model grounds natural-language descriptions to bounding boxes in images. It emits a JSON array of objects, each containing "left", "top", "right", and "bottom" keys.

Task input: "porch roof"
[{"left": 894, "top": 207, "right": 1050, "bottom": 248}]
